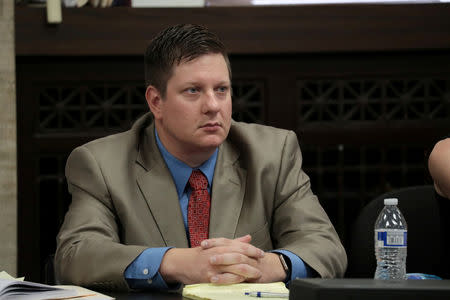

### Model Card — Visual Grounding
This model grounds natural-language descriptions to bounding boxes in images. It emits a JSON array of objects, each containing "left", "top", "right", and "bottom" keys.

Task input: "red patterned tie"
[{"left": 187, "top": 170, "right": 211, "bottom": 247}]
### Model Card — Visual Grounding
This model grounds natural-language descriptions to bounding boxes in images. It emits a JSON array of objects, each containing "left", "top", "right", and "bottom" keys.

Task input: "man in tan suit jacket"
[{"left": 55, "top": 24, "right": 346, "bottom": 291}]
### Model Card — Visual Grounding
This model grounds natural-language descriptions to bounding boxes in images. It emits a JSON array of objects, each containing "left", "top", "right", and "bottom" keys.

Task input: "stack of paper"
[
  {"left": 0, "top": 279, "right": 78, "bottom": 300},
  {"left": 0, "top": 271, "right": 113, "bottom": 300}
]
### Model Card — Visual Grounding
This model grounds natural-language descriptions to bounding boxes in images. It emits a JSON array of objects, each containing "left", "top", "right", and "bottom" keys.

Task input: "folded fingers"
[{"left": 209, "top": 264, "right": 262, "bottom": 283}]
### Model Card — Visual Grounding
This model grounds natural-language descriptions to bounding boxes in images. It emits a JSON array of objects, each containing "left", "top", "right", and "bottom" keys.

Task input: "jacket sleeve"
[
  {"left": 55, "top": 145, "right": 147, "bottom": 291},
  {"left": 271, "top": 131, "right": 347, "bottom": 278}
]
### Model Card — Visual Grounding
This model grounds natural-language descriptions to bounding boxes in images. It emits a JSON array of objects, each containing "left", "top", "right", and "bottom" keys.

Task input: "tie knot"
[{"left": 188, "top": 170, "right": 208, "bottom": 191}]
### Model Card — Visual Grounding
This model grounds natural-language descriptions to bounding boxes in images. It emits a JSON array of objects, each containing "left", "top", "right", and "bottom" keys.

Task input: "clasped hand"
[{"left": 160, "top": 235, "right": 287, "bottom": 285}]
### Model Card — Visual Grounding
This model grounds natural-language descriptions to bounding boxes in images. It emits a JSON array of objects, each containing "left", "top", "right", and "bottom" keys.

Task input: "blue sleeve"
[
  {"left": 124, "top": 247, "right": 181, "bottom": 290},
  {"left": 272, "top": 249, "right": 315, "bottom": 283}
]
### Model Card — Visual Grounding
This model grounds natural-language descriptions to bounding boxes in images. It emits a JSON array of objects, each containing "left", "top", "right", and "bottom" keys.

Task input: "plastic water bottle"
[{"left": 374, "top": 198, "right": 407, "bottom": 280}]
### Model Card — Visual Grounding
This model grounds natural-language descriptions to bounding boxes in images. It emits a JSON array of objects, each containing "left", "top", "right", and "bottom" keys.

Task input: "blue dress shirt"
[{"left": 124, "top": 129, "right": 313, "bottom": 289}]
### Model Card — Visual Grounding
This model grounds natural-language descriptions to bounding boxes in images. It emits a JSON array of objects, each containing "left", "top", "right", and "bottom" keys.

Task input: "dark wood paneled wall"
[
  {"left": 15, "top": 4, "right": 450, "bottom": 282},
  {"left": 15, "top": 4, "right": 450, "bottom": 55}
]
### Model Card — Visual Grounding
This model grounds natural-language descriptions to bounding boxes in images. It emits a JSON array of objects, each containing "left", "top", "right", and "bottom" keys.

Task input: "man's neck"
[{"left": 177, "top": 150, "right": 216, "bottom": 168}]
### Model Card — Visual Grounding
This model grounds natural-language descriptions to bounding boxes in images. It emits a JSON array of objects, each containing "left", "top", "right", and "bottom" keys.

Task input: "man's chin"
[{"left": 198, "top": 138, "right": 225, "bottom": 150}]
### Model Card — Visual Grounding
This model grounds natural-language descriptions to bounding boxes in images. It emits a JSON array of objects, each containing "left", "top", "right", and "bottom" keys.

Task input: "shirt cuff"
[
  {"left": 272, "top": 249, "right": 314, "bottom": 283},
  {"left": 124, "top": 247, "right": 180, "bottom": 290}
]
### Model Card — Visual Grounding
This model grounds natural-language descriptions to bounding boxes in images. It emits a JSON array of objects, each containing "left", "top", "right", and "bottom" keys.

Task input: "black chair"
[{"left": 346, "top": 185, "right": 450, "bottom": 279}]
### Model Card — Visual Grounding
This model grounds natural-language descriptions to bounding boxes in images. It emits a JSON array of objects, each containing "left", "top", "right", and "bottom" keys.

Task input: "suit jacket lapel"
[
  {"left": 134, "top": 117, "right": 246, "bottom": 244},
  {"left": 136, "top": 122, "right": 188, "bottom": 247},
  {"left": 209, "top": 140, "right": 247, "bottom": 239}
]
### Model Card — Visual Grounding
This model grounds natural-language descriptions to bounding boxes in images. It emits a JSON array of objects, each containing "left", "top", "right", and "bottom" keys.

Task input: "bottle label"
[{"left": 375, "top": 229, "right": 407, "bottom": 247}]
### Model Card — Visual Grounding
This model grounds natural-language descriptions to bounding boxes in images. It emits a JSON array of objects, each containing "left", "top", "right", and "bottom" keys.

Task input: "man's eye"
[
  {"left": 217, "top": 86, "right": 228, "bottom": 93},
  {"left": 186, "top": 87, "right": 198, "bottom": 94}
]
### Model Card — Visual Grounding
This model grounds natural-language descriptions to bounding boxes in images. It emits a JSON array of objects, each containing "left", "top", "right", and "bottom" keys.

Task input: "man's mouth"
[{"left": 201, "top": 122, "right": 221, "bottom": 128}]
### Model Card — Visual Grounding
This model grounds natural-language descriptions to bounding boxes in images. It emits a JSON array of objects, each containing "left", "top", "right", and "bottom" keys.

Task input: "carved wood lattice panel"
[
  {"left": 297, "top": 79, "right": 450, "bottom": 122},
  {"left": 37, "top": 84, "right": 148, "bottom": 132}
]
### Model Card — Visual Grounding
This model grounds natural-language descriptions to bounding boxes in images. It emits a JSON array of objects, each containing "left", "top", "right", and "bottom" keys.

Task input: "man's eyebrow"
[
  {"left": 182, "top": 80, "right": 230, "bottom": 86},
  {"left": 216, "top": 81, "right": 231, "bottom": 86}
]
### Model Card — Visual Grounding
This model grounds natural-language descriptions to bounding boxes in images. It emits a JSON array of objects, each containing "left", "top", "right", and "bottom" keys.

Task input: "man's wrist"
[
  {"left": 160, "top": 248, "right": 183, "bottom": 284},
  {"left": 160, "top": 247, "right": 202, "bottom": 285}
]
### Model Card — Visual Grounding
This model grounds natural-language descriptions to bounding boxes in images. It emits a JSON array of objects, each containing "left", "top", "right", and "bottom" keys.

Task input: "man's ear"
[{"left": 145, "top": 85, "right": 163, "bottom": 119}]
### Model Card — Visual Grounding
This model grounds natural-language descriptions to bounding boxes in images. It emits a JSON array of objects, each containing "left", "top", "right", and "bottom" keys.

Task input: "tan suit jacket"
[{"left": 55, "top": 113, "right": 347, "bottom": 291}]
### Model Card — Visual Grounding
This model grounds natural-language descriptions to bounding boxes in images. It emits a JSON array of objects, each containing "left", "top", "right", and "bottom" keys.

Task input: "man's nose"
[{"left": 202, "top": 90, "right": 220, "bottom": 112}]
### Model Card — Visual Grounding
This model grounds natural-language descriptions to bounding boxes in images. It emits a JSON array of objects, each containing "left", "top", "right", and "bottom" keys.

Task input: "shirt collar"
[{"left": 155, "top": 128, "right": 218, "bottom": 198}]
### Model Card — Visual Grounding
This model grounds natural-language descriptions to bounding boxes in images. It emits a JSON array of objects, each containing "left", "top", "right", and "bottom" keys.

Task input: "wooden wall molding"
[{"left": 15, "top": 3, "right": 450, "bottom": 56}]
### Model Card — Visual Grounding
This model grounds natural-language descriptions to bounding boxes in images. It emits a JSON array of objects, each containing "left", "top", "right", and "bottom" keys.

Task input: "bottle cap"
[{"left": 384, "top": 198, "right": 398, "bottom": 205}]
